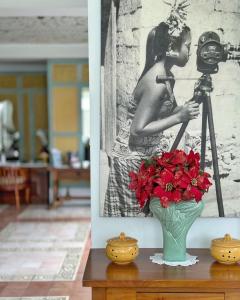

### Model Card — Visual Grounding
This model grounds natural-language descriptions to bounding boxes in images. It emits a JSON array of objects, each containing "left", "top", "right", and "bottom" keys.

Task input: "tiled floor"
[
  {"left": 0, "top": 204, "right": 91, "bottom": 300},
  {"left": 0, "top": 205, "right": 9, "bottom": 214},
  {"left": 18, "top": 206, "right": 91, "bottom": 220},
  {"left": 0, "top": 297, "right": 69, "bottom": 300}
]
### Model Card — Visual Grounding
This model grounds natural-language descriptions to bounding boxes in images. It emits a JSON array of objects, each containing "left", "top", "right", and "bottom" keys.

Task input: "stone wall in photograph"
[{"left": 116, "top": 0, "right": 142, "bottom": 130}]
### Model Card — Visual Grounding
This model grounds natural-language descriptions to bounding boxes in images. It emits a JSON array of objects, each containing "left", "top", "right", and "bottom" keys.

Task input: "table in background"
[
  {"left": 48, "top": 166, "right": 90, "bottom": 208},
  {"left": 83, "top": 248, "right": 240, "bottom": 300},
  {"left": 0, "top": 163, "right": 49, "bottom": 205}
]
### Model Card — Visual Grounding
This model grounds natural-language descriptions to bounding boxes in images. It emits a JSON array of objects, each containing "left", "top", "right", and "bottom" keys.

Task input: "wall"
[
  {"left": 0, "top": 60, "right": 89, "bottom": 163},
  {"left": 47, "top": 59, "right": 89, "bottom": 163},
  {"left": 0, "top": 68, "right": 47, "bottom": 161},
  {"left": 89, "top": 0, "right": 240, "bottom": 248}
]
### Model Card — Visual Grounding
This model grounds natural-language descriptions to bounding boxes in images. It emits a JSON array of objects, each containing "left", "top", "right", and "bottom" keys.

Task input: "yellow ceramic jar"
[
  {"left": 106, "top": 232, "right": 139, "bottom": 265},
  {"left": 211, "top": 234, "right": 240, "bottom": 265}
]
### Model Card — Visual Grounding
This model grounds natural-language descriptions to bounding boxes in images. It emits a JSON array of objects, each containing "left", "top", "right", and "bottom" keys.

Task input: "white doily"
[{"left": 150, "top": 253, "right": 199, "bottom": 266}]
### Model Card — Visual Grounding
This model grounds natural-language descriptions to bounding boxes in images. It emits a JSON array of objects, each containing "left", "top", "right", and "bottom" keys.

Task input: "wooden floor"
[{"left": 0, "top": 204, "right": 91, "bottom": 300}]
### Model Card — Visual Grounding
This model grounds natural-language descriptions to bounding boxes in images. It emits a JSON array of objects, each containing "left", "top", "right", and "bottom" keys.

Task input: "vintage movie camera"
[
  {"left": 171, "top": 31, "right": 240, "bottom": 217},
  {"left": 197, "top": 31, "right": 240, "bottom": 74}
]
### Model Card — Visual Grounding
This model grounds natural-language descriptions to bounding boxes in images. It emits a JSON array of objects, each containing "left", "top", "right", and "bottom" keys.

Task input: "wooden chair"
[{"left": 0, "top": 167, "right": 30, "bottom": 209}]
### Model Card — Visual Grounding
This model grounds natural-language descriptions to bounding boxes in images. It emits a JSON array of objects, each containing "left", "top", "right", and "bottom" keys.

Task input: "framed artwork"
[{"left": 100, "top": 0, "right": 240, "bottom": 217}]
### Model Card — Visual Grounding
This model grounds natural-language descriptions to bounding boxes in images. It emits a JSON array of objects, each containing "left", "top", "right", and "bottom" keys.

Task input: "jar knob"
[
  {"left": 224, "top": 234, "right": 232, "bottom": 241},
  {"left": 119, "top": 232, "right": 126, "bottom": 240}
]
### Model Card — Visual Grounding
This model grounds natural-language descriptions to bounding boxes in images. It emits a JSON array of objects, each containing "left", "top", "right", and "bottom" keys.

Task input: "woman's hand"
[{"left": 177, "top": 100, "right": 200, "bottom": 122}]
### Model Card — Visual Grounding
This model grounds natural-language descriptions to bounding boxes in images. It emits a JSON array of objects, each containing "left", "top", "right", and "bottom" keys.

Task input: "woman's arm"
[
  {"left": 130, "top": 84, "right": 199, "bottom": 137},
  {"left": 172, "top": 105, "right": 182, "bottom": 114},
  {"left": 172, "top": 97, "right": 195, "bottom": 114}
]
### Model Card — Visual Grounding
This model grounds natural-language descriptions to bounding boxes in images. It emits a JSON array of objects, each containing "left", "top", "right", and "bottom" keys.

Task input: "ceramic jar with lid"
[
  {"left": 106, "top": 232, "right": 139, "bottom": 265},
  {"left": 211, "top": 233, "right": 240, "bottom": 264}
]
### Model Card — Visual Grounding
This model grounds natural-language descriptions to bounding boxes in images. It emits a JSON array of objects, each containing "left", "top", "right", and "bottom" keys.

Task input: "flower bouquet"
[{"left": 129, "top": 149, "right": 212, "bottom": 262}]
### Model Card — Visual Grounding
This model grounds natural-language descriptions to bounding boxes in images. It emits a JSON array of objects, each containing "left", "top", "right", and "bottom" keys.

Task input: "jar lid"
[
  {"left": 211, "top": 234, "right": 240, "bottom": 248},
  {"left": 107, "top": 232, "right": 138, "bottom": 247}
]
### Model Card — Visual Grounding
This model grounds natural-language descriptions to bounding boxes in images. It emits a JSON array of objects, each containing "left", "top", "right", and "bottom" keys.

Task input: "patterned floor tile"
[
  {"left": 18, "top": 205, "right": 90, "bottom": 220},
  {"left": 0, "top": 222, "right": 89, "bottom": 242},
  {"left": 0, "top": 222, "right": 90, "bottom": 282},
  {"left": 0, "top": 297, "right": 69, "bottom": 300},
  {"left": 0, "top": 205, "right": 9, "bottom": 213}
]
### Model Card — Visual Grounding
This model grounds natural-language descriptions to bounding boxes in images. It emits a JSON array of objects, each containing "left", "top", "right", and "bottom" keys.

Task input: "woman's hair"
[{"left": 138, "top": 22, "right": 190, "bottom": 82}]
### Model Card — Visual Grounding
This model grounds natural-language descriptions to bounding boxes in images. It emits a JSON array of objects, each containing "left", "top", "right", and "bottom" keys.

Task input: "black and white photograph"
[{"left": 100, "top": 0, "right": 240, "bottom": 217}]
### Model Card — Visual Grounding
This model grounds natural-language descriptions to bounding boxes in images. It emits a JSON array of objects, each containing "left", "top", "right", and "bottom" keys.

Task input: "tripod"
[{"left": 170, "top": 74, "right": 225, "bottom": 217}]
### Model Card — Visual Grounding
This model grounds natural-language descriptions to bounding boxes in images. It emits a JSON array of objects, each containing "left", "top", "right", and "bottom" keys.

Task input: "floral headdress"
[{"left": 164, "top": 0, "right": 190, "bottom": 38}]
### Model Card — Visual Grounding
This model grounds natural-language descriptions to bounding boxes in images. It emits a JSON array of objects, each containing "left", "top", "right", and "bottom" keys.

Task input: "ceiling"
[
  {"left": 0, "top": 0, "right": 88, "bottom": 45},
  {"left": 0, "top": 16, "right": 88, "bottom": 44},
  {"left": 0, "top": 1, "right": 88, "bottom": 59}
]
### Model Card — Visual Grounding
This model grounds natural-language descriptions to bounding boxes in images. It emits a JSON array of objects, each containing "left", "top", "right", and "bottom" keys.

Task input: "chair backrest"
[{"left": 0, "top": 167, "right": 29, "bottom": 191}]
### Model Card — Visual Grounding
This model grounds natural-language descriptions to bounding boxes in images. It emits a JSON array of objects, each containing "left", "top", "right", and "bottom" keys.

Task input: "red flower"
[
  {"left": 156, "top": 152, "right": 175, "bottom": 172},
  {"left": 177, "top": 167, "right": 212, "bottom": 201},
  {"left": 128, "top": 149, "right": 212, "bottom": 209},
  {"left": 171, "top": 149, "right": 188, "bottom": 165},
  {"left": 153, "top": 169, "right": 182, "bottom": 207},
  {"left": 187, "top": 150, "right": 200, "bottom": 168},
  {"left": 128, "top": 161, "right": 155, "bottom": 208}
]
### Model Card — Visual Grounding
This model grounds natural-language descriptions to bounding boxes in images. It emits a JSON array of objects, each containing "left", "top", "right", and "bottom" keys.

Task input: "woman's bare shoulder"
[{"left": 135, "top": 70, "right": 167, "bottom": 100}]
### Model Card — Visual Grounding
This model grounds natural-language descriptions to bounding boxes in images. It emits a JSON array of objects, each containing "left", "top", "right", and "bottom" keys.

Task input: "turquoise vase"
[{"left": 149, "top": 198, "right": 204, "bottom": 262}]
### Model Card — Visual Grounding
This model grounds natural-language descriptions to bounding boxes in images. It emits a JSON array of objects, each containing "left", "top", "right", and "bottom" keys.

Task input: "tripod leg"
[
  {"left": 206, "top": 93, "right": 225, "bottom": 217},
  {"left": 170, "top": 122, "right": 189, "bottom": 151},
  {"left": 200, "top": 101, "right": 208, "bottom": 171}
]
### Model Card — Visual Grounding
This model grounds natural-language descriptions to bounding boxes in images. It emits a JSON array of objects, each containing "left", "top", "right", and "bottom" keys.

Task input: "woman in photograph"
[{"left": 104, "top": 1, "right": 200, "bottom": 217}]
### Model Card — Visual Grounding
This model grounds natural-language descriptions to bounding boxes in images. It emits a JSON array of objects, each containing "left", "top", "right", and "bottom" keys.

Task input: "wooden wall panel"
[
  {"left": 52, "top": 87, "right": 78, "bottom": 132},
  {"left": 48, "top": 60, "right": 89, "bottom": 162},
  {"left": 23, "top": 74, "right": 46, "bottom": 88},
  {"left": 0, "top": 72, "right": 47, "bottom": 162},
  {"left": 34, "top": 93, "right": 48, "bottom": 158},
  {"left": 23, "top": 94, "right": 30, "bottom": 161},
  {"left": 53, "top": 136, "right": 78, "bottom": 153},
  {"left": 34, "top": 93, "right": 48, "bottom": 130},
  {"left": 52, "top": 64, "right": 77, "bottom": 82},
  {"left": 82, "top": 64, "right": 89, "bottom": 82},
  {"left": 0, "top": 75, "right": 17, "bottom": 88}
]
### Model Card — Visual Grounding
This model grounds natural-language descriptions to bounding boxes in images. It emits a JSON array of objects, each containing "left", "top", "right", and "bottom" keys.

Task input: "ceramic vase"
[{"left": 149, "top": 198, "right": 204, "bottom": 262}]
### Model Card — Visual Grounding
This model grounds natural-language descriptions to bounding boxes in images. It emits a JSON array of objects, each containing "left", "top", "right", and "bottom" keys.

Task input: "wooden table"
[
  {"left": 83, "top": 248, "right": 240, "bottom": 300},
  {"left": 0, "top": 163, "right": 49, "bottom": 205},
  {"left": 48, "top": 166, "right": 90, "bottom": 208}
]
